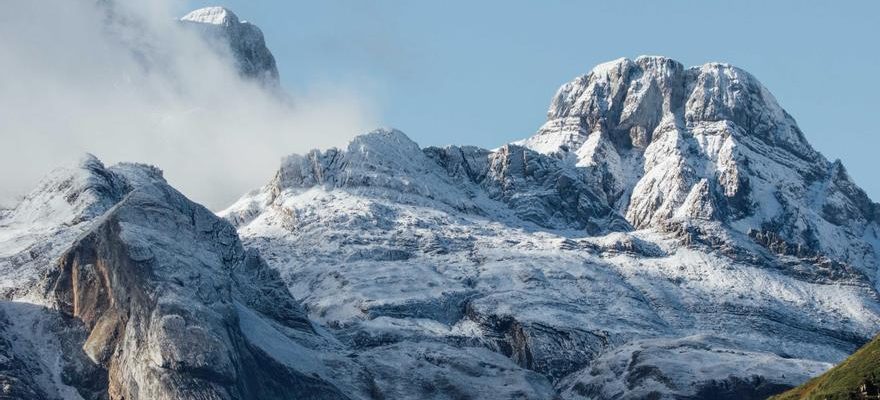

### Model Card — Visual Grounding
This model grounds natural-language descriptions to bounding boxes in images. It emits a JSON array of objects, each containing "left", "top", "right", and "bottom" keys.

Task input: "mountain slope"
[
  {"left": 0, "top": 157, "right": 367, "bottom": 399},
  {"left": 770, "top": 333, "right": 880, "bottom": 400},
  {"left": 44, "top": 161, "right": 342, "bottom": 399},
  {"left": 0, "top": 157, "right": 556, "bottom": 399},
  {"left": 224, "top": 56, "right": 880, "bottom": 399}
]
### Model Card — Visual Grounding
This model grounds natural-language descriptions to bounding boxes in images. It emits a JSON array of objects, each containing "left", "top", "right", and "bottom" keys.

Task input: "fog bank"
[{"left": 0, "top": 1, "right": 378, "bottom": 209}]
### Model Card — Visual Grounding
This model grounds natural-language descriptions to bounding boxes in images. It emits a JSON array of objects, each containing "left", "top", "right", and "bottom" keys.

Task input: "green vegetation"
[{"left": 771, "top": 335, "right": 880, "bottom": 400}]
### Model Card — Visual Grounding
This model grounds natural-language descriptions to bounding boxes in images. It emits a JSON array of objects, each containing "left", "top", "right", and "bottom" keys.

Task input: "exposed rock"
[
  {"left": 521, "top": 55, "right": 879, "bottom": 277},
  {"left": 222, "top": 56, "right": 880, "bottom": 399},
  {"left": 40, "top": 160, "right": 345, "bottom": 399},
  {"left": 181, "top": 7, "right": 280, "bottom": 88},
  {"left": 4, "top": 54, "right": 880, "bottom": 399},
  {"left": 1, "top": 157, "right": 360, "bottom": 399},
  {"left": 427, "top": 143, "right": 631, "bottom": 233}
]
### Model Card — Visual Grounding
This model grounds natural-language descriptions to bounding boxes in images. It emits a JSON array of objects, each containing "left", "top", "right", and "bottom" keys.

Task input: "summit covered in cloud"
[{"left": 0, "top": 1, "right": 377, "bottom": 210}]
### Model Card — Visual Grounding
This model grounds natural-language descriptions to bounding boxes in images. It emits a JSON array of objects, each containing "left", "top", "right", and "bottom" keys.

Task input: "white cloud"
[{"left": 0, "top": 1, "right": 378, "bottom": 209}]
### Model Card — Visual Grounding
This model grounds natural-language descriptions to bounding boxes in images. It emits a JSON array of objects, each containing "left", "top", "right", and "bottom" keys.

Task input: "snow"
[
  {"left": 590, "top": 57, "right": 630, "bottom": 76},
  {"left": 1, "top": 54, "right": 879, "bottom": 399},
  {"left": 221, "top": 56, "right": 880, "bottom": 398},
  {"left": 559, "top": 335, "right": 831, "bottom": 399},
  {"left": 0, "top": 154, "right": 132, "bottom": 297},
  {"left": 179, "top": 6, "right": 279, "bottom": 86},
  {"left": 0, "top": 301, "right": 87, "bottom": 400},
  {"left": 235, "top": 302, "right": 328, "bottom": 376},
  {"left": 227, "top": 144, "right": 878, "bottom": 395},
  {"left": 180, "top": 6, "right": 239, "bottom": 26}
]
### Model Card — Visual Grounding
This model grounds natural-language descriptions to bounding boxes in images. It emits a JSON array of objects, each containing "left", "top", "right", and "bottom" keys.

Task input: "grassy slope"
[{"left": 771, "top": 335, "right": 880, "bottom": 400}]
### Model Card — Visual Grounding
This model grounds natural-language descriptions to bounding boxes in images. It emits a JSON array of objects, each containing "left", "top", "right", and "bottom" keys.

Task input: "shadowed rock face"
[
  {"left": 426, "top": 143, "right": 632, "bottom": 234},
  {"left": 0, "top": 311, "right": 53, "bottom": 400},
  {"left": 42, "top": 163, "right": 344, "bottom": 399},
  {"left": 0, "top": 300, "right": 107, "bottom": 400},
  {"left": 687, "top": 376, "right": 794, "bottom": 400}
]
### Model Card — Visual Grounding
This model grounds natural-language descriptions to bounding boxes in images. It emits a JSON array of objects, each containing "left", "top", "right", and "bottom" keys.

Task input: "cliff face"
[
  {"left": 522, "top": 56, "right": 878, "bottom": 276},
  {"left": 0, "top": 157, "right": 363, "bottom": 399},
  {"left": 48, "top": 186, "right": 334, "bottom": 399},
  {"left": 180, "top": 7, "right": 280, "bottom": 88}
]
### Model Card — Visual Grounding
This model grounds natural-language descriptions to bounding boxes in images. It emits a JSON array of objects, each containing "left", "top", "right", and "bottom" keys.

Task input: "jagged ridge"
[
  {"left": 2, "top": 49, "right": 880, "bottom": 399},
  {"left": 222, "top": 56, "right": 880, "bottom": 399}
]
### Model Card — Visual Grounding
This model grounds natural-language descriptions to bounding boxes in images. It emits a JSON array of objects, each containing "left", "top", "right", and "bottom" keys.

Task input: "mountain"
[
  {"left": 770, "top": 333, "right": 880, "bottom": 400},
  {"left": 92, "top": 2, "right": 280, "bottom": 89},
  {"left": 521, "top": 56, "right": 878, "bottom": 274},
  {"left": 221, "top": 55, "right": 880, "bottom": 399},
  {"left": 0, "top": 156, "right": 374, "bottom": 399},
  {"left": 0, "top": 156, "right": 554, "bottom": 397},
  {"left": 2, "top": 5, "right": 880, "bottom": 398},
  {"left": 180, "top": 6, "right": 280, "bottom": 87}
]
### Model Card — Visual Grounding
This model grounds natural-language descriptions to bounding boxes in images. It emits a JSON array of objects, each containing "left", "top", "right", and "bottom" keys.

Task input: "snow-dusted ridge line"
[
  {"left": 222, "top": 55, "right": 880, "bottom": 399},
  {"left": 3, "top": 46, "right": 880, "bottom": 398},
  {"left": 1, "top": 154, "right": 379, "bottom": 399}
]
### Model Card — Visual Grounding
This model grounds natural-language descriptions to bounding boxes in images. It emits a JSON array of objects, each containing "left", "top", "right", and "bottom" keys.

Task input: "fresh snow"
[
  {"left": 221, "top": 56, "right": 880, "bottom": 399},
  {"left": 2, "top": 53, "right": 879, "bottom": 399}
]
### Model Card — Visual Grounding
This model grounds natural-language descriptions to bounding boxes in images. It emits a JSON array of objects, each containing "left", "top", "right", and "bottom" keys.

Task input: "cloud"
[{"left": 0, "top": 1, "right": 378, "bottom": 210}]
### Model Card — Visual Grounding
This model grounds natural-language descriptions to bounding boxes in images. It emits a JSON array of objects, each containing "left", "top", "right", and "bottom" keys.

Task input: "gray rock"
[
  {"left": 181, "top": 7, "right": 280, "bottom": 88},
  {"left": 0, "top": 156, "right": 362, "bottom": 399}
]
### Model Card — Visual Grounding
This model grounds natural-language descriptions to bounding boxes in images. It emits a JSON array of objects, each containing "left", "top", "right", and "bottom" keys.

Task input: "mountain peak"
[
  {"left": 180, "top": 6, "right": 240, "bottom": 26},
  {"left": 179, "top": 6, "right": 279, "bottom": 87},
  {"left": 518, "top": 56, "right": 878, "bottom": 273},
  {"left": 216, "top": 55, "right": 880, "bottom": 399},
  {"left": 347, "top": 127, "right": 420, "bottom": 153},
  {"left": 270, "top": 127, "right": 428, "bottom": 193},
  {"left": 531, "top": 55, "right": 815, "bottom": 159},
  {"left": 587, "top": 57, "right": 632, "bottom": 76}
]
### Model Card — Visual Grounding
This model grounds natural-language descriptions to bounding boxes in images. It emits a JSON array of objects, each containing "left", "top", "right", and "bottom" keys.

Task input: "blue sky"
[{"left": 185, "top": 1, "right": 879, "bottom": 199}]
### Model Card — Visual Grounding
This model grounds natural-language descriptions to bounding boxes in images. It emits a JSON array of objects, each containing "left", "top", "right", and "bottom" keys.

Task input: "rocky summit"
[
  {"left": 181, "top": 6, "right": 280, "bottom": 87},
  {"left": 1, "top": 6, "right": 879, "bottom": 400}
]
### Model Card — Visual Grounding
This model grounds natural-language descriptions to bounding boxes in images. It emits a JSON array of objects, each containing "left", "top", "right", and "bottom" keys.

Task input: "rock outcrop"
[
  {"left": 521, "top": 56, "right": 879, "bottom": 278},
  {"left": 1, "top": 157, "right": 358, "bottom": 399},
  {"left": 181, "top": 7, "right": 280, "bottom": 88}
]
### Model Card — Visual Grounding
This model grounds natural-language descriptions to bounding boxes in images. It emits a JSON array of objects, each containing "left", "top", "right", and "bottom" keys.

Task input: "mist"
[{"left": 0, "top": 1, "right": 378, "bottom": 210}]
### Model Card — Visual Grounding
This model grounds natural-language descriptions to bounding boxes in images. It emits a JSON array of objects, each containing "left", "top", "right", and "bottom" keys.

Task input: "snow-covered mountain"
[
  {"left": 180, "top": 6, "right": 280, "bottom": 87},
  {"left": 520, "top": 56, "right": 878, "bottom": 275},
  {"left": 90, "top": 3, "right": 279, "bottom": 89},
  {"left": 221, "top": 56, "right": 880, "bottom": 398},
  {"left": 0, "top": 156, "right": 370, "bottom": 399},
  {"left": 2, "top": 4, "right": 879, "bottom": 398},
  {"left": 0, "top": 155, "right": 553, "bottom": 397}
]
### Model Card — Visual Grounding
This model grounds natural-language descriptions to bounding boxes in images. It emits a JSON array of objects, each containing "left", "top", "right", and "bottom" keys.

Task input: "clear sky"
[{"left": 184, "top": 0, "right": 879, "bottom": 199}]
